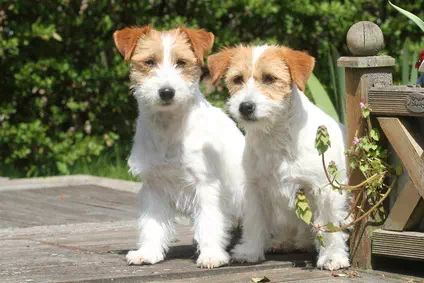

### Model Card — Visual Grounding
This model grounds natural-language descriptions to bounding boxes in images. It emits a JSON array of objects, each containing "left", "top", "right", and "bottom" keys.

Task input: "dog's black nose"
[
  {"left": 239, "top": 101, "right": 256, "bottom": 116},
  {"left": 158, "top": 87, "right": 175, "bottom": 101}
]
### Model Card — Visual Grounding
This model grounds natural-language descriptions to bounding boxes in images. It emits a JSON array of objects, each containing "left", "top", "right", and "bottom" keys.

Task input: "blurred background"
[{"left": 0, "top": 0, "right": 423, "bottom": 180}]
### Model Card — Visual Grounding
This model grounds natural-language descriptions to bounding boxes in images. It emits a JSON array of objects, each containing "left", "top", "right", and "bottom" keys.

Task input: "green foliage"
[
  {"left": 315, "top": 126, "right": 331, "bottom": 155},
  {"left": 389, "top": 1, "right": 424, "bottom": 32},
  {"left": 0, "top": 1, "right": 422, "bottom": 177},
  {"left": 295, "top": 190, "right": 313, "bottom": 225},
  {"left": 309, "top": 103, "right": 398, "bottom": 237},
  {"left": 306, "top": 46, "right": 346, "bottom": 123},
  {"left": 306, "top": 73, "right": 339, "bottom": 122}
]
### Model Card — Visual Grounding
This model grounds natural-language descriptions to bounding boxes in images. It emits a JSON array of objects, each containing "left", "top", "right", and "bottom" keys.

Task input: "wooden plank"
[
  {"left": 0, "top": 185, "right": 139, "bottom": 228},
  {"left": 383, "top": 180, "right": 421, "bottom": 231},
  {"left": 0, "top": 220, "right": 316, "bottom": 283},
  {"left": 337, "top": 56, "right": 396, "bottom": 68},
  {"left": 372, "top": 229, "right": 424, "bottom": 260},
  {"left": 340, "top": 61, "right": 394, "bottom": 269},
  {"left": 378, "top": 118, "right": 424, "bottom": 198},
  {"left": 368, "top": 86, "right": 424, "bottom": 117}
]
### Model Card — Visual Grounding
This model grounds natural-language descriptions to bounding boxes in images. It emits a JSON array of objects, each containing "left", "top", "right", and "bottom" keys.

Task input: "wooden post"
[{"left": 337, "top": 21, "right": 395, "bottom": 269}]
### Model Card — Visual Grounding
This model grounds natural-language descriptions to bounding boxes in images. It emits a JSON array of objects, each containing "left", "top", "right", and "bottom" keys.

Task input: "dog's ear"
[
  {"left": 207, "top": 48, "right": 235, "bottom": 85},
  {"left": 113, "top": 25, "right": 152, "bottom": 61},
  {"left": 278, "top": 47, "right": 315, "bottom": 92},
  {"left": 180, "top": 27, "right": 214, "bottom": 66}
]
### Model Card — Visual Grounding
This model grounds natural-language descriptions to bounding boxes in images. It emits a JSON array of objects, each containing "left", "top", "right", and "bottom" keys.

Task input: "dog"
[
  {"left": 113, "top": 26, "right": 245, "bottom": 268},
  {"left": 208, "top": 45, "right": 350, "bottom": 270}
]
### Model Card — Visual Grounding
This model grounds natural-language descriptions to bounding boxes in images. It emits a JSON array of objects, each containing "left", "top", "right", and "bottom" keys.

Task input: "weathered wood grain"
[
  {"left": 378, "top": 118, "right": 424, "bottom": 198},
  {"left": 0, "top": 185, "right": 139, "bottom": 228},
  {"left": 373, "top": 229, "right": 424, "bottom": 260},
  {"left": 383, "top": 180, "right": 421, "bottom": 231},
  {"left": 368, "top": 86, "right": 424, "bottom": 117},
  {"left": 338, "top": 54, "right": 394, "bottom": 269}
]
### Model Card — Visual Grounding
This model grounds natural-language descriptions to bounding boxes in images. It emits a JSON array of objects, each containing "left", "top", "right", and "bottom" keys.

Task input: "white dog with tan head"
[
  {"left": 208, "top": 45, "right": 350, "bottom": 270},
  {"left": 113, "top": 26, "right": 245, "bottom": 269}
]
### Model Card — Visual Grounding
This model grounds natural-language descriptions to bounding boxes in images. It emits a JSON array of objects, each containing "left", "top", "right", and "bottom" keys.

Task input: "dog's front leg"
[
  {"left": 194, "top": 182, "right": 231, "bottom": 269},
  {"left": 232, "top": 184, "right": 269, "bottom": 263},
  {"left": 126, "top": 182, "right": 175, "bottom": 265},
  {"left": 313, "top": 190, "right": 350, "bottom": 271}
]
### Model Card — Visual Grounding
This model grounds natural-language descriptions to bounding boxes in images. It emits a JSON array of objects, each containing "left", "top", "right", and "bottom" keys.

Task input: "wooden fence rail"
[{"left": 338, "top": 21, "right": 424, "bottom": 269}]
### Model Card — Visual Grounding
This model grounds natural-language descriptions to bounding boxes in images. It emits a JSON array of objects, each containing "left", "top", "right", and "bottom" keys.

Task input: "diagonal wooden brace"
[{"left": 378, "top": 117, "right": 424, "bottom": 231}]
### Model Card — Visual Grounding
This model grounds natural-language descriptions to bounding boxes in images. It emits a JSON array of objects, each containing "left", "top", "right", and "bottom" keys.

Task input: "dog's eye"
[
  {"left": 144, "top": 59, "right": 156, "bottom": 67},
  {"left": 262, "top": 74, "right": 276, "bottom": 84},
  {"left": 232, "top": 75, "right": 244, "bottom": 85},
  {"left": 176, "top": 60, "right": 186, "bottom": 68}
]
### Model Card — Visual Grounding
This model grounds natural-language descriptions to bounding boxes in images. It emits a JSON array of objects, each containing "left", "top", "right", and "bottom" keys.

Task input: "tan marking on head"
[
  {"left": 209, "top": 45, "right": 315, "bottom": 100},
  {"left": 207, "top": 46, "right": 252, "bottom": 87},
  {"left": 252, "top": 47, "right": 292, "bottom": 100},
  {"left": 276, "top": 47, "right": 315, "bottom": 92},
  {"left": 116, "top": 26, "right": 213, "bottom": 86},
  {"left": 113, "top": 25, "right": 152, "bottom": 61},
  {"left": 129, "top": 30, "right": 163, "bottom": 85},
  {"left": 180, "top": 27, "right": 215, "bottom": 66}
]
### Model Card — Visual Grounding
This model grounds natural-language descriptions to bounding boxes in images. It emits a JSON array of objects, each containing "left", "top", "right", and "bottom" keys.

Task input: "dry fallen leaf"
[
  {"left": 252, "top": 276, "right": 270, "bottom": 282},
  {"left": 331, "top": 272, "right": 348, "bottom": 277},
  {"left": 60, "top": 194, "right": 65, "bottom": 200}
]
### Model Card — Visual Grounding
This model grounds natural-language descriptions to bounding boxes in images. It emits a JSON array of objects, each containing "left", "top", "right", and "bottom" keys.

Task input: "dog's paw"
[
  {"left": 126, "top": 248, "right": 164, "bottom": 265},
  {"left": 197, "top": 249, "right": 229, "bottom": 269},
  {"left": 316, "top": 252, "right": 350, "bottom": 271},
  {"left": 231, "top": 243, "right": 265, "bottom": 263}
]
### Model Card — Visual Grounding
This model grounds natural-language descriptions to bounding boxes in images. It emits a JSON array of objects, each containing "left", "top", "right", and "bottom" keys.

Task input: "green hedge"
[{"left": 1, "top": 0, "right": 423, "bottom": 176}]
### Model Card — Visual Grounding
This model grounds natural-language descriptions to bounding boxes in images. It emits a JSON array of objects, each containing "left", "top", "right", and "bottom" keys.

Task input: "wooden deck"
[{"left": 0, "top": 176, "right": 420, "bottom": 282}]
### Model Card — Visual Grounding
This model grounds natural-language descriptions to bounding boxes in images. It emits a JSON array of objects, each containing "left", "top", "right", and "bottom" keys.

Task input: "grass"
[{"left": 1, "top": 144, "right": 138, "bottom": 181}]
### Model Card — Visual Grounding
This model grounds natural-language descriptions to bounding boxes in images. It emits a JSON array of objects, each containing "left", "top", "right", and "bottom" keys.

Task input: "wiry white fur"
[
  {"left": 126, "top": 33, "right": 245, "bottom": 269},
  {"left": 228, "top": 46, "right": 351, "bottom": 271}
]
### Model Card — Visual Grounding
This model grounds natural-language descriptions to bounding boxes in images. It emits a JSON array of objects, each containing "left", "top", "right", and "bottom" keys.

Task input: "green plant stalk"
[
  {"left": 321, "top": 153, "right": 385, "bottom": 191},
  {"left": 321, "top": 178, "right": 395, "bottom": 233},
  {"left": 410, "top": 50, "right": 419, "bottom": 84},
  {"left": 401, "top": 39, "right": 410, "bottom": 85}
]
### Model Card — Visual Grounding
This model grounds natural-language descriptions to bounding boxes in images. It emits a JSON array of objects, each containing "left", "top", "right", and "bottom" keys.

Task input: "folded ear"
[
  {"left": 113, "top": 25, "right": 152, "bottom": 61},
  {"left": 180, "top": 27, "right": 214, "bottom": 66},
  {"left": 207, "top": 48, "right": 235, "bottom": 85},
  {"left": 278, "top": 47, "right": 315, "bottom": 91}
]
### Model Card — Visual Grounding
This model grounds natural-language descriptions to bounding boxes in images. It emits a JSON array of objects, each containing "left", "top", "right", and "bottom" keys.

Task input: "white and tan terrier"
[
  {"left": 113, "top": 26, "right": 245, "bottom": 268},
  {"left": 208, "top": 45, "right": 350, "bottom": 270}
]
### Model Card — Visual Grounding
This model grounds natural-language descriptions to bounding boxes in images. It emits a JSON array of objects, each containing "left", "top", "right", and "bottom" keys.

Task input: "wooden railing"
[{"left": 338, "top": 21, "right": 424, "bottom": 268}]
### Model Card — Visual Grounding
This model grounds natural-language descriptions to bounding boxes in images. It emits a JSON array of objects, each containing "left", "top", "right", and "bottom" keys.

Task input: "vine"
[{"left": 295, "top": 103, "right": 402, "bottom": 245}]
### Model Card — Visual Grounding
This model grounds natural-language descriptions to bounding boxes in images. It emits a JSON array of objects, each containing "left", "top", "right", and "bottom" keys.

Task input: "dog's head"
[
  {"left": 114, "top": 26, "right": 214, "bottom": 112},
  {"left": 208, "top": 45, "right": 314, "bottom": 130}
]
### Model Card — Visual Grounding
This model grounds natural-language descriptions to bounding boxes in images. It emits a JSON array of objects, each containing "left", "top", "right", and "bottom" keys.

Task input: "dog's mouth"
[
  {"left": 240, "top": 115, "right": 258, "bottom": 122},
  {"left": 159, "top": 101, "right": 173, "bottom": 106}
]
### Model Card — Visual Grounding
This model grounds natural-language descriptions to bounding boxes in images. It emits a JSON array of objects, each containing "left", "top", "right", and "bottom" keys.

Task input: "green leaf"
[
  {"left": 327, "top": 221, "right": 339, "bottom": 232},
  {"left": 316, "top": 235, "right": 325, "bottom": 247},
  {"left": 396, "top": 163, "right": 403, "bottom": 176},
  {"left": 370, "top": 129, "right": 380, "bottom": 141},
  {"left": 52, "top": 32, "right": 62, "bottom": 42},
  {"left": 297, "top": 200, "right": 309, "bottom": 211},
  {"left": 297, "top": 193, "right": 306, "bottom": 201},
  {"left": 359, "top": 164, "right": 369, "bottom": 173},
  {"left": 56, "top": 161, "right": 69, "bottom": 175},
  {"left": 389, "top": 1, "right": 424, "bottom": 32},
  {"left": 362, "top": 108, "right": 370, "bottom": 118},
  {"left": 301, "top": 209, "right": 313, "bottom": 225},
  {"left": 307, "top": 73, "right": 339, "bottom": 122}
]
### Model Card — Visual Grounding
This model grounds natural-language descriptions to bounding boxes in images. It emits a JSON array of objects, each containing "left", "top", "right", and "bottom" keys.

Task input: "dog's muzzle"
[
  {"left": 239, "top": 101, "right": 256, "bottom": 118},
  {"left": 158, "top": 87, "right": 175, "bottom": 102}
]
